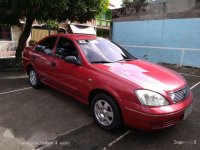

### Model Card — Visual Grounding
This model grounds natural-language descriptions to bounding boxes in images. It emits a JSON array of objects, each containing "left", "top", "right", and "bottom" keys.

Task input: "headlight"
[{"left": 135, "top": 90, "right": 169, "bottom": 106}]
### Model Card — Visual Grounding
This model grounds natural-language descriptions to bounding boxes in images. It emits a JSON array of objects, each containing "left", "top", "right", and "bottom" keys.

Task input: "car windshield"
[{"left": 78, "top": 38, "right": 136, "bottom": 63}]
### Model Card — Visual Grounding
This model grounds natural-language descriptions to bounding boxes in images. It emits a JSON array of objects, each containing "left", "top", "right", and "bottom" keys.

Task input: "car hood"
[{"left": 94, "top": 60, "right": 186, "bottom": 93}]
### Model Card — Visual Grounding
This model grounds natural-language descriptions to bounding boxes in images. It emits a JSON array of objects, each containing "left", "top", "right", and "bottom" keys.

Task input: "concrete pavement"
[{"left": 0, "top": 64, "right": 200, "bottom": 150}]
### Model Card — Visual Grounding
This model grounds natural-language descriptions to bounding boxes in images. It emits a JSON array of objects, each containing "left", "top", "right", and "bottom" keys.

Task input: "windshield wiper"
[{"left": 91, "top": 61, "right": 112, "bottom": 64}]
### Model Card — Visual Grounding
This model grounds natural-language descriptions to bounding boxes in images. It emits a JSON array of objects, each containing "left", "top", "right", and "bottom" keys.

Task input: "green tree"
[
  {"left": 122, "top": 0, "right": 148, "bottom": 13},
  {"left": 0, "top": 0, "right": 109, "bottom": 63}
]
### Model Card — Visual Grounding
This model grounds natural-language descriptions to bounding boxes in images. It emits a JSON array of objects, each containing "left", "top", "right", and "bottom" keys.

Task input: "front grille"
[{"left": 170, "top": 85, "right": 190, "bottom": 103}]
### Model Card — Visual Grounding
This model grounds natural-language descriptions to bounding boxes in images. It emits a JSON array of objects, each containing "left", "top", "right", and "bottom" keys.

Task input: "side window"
[
  {"left": 35, "top": 37, "right": 57, "bottom": 55},
  {"left": 55, "top": 37, "right": 78, "bottom": 59},
  {"left": 0, "top": 25, "right": 12, "bottom": 41}
]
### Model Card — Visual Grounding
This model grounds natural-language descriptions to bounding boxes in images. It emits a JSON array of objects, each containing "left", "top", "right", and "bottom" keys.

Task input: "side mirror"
[{"left": 64, "top": 56, "right": 80, "bottom": 65}]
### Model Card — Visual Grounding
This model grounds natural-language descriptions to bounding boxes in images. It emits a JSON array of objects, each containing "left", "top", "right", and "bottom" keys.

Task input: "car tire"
[
  {"left": 91, "top": 93, "right": 122, "bottom": 131},
  {"left": 29, "top": 67, "right": 42, "bottom": 89}
]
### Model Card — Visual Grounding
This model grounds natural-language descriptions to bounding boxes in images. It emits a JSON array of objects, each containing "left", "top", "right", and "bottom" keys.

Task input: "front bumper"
[{"left": 121, "top": 92, "right": 193, "bottom": 130}]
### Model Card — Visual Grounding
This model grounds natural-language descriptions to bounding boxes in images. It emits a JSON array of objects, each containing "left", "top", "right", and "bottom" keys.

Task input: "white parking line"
[
  {"left": 0, "top": 75, "right": 28, "bottom": 80},
  {"left": 181, "top": 73, "right": 200, "bottom": 78},
  {"left": 57, "top": 121, "right": 93, "bottom": 137},
  {"left": 0, "top": 69, "right": 199, "bottom": 150},
  {"left": 102, "top": 129, "right": 132, "bottom": 150},
  {"left": 102, "top": 82, "right": 200, "bottom": 149},
  {"left": 190, "top": 81, "right": 200, "bottom": 90},
  {"left": 36, "top": 121, "right": 93, "bottom": 150},
  {"left": 0, "top": 87, "right": 32, "bottom": 95}
]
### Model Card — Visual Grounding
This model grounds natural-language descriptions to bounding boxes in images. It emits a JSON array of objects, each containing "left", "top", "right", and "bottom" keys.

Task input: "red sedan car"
[{"left": 23, "top": 34, "right": 193, "bottom": 130}]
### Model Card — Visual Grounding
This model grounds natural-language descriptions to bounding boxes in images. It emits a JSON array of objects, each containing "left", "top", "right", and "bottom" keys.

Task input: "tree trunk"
[{"left": 15, "top": 17, "right": 34, "bottom": 64}]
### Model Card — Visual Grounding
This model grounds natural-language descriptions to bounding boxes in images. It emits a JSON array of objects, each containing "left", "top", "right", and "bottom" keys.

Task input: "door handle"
[
  {"left": 50, "top": 62, "right": 56, "bottom": 67},
  {"left": 31, "top": 55, "right": 36, "bottom": 60}
]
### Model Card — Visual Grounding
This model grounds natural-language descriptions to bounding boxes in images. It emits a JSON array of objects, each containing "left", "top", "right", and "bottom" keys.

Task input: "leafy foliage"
[
  {"left": 58, "top": 0, "right": 109, "bottom": 23},
  {"left": 0, "top": 0, "right": 109, "bottom": 25},
  {"left": 0, "top": 0, "right": 109, "bottom": 62},
  {"left": 0, "top": 0, "right": 66, "bottom": 25},
  {"left": 29, "top": 39, "right": 37, "bottom": 46}
]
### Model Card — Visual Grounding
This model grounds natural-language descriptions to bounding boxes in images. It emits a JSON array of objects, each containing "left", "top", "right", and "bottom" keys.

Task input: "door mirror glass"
[{"left": 64, "top": 56, "right": 80, "bottom": 65}]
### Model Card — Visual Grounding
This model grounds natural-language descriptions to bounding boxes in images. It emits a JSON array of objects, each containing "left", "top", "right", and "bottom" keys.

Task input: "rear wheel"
[
  {"left": 29, "top": 68, "right": 42, "bottom": 88},
  {"left": 91, "top": 93, "right": 122, "bottom": 131}
]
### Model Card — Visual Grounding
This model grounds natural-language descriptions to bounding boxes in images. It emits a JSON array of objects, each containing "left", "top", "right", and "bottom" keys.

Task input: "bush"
[{"left": 29, "top": 39, "right": 37, "bottom": 46}]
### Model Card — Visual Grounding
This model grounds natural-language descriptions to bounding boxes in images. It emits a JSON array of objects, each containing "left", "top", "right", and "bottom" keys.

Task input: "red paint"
[{"left": 23, "top": 34, "right": 193, "bottom": 130}]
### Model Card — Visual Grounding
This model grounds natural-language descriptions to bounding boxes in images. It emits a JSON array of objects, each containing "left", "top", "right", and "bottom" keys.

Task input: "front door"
[{"left": 49, "top": 37, "right": 86, "bottom": 101}]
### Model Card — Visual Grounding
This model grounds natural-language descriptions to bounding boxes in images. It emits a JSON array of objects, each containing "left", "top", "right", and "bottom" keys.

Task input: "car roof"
[{"left": 56, "top": 34, "right": 97, "bottom": 40}]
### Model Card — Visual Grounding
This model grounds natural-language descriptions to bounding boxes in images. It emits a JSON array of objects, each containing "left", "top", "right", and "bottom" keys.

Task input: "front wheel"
[
  {"left": 91, "top": 93, "right": 122, "bottom": 131},
  {"left": 29, "top": 68, "right": 42, "bottom": 88}
]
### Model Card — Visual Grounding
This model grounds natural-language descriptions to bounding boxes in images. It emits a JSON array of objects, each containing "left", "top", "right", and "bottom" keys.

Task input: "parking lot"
[{"left": 0, "top": 64, "right": 200, "bottom": 150}]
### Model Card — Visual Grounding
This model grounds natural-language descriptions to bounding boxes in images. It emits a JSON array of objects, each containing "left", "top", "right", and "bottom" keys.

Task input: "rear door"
[{"left": 31, "top": 36, "right": 57, "bottom": 83}]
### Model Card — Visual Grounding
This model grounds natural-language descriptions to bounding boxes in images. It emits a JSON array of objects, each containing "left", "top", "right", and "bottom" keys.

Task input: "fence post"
[{"left": 180, "top": 49, "right": 185, "bottom": 67}]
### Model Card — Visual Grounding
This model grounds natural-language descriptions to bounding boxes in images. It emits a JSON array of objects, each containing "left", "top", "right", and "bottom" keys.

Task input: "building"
[
  {"left": 0, "top": 3, "right": 113, "bottom": 58},
  {"left": 31, "top": 9, "right": 112, "bottom": 42},
  {"left": 112, "top": 0, "right": 200, "bottom": 68},
  {"left": 0, "top": 25, "right": 22, "bottom": 58}
]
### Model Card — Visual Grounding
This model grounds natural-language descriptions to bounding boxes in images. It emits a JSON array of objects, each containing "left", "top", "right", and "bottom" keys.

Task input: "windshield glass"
[{"left": 78, "top": 38, "right": 135, "bottom": 63}]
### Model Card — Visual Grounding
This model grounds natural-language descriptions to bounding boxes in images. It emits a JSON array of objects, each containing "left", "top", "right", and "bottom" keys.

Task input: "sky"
[{"left": 109, "top": 0, "right": 123, "bottom": 9}]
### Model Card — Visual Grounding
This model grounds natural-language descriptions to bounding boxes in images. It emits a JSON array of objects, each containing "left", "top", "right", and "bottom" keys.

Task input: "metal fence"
[{"left": 122, "top": 45, "right": 200, "bottom": 68}]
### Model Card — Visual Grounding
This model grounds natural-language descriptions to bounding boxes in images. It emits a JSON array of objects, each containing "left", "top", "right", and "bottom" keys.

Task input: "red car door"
[
  {"left": 49, "top": 37, "right": 88, "bottom": 102},
  {"left": 31, "top": 36, "right": 57, "bottom": 83}
]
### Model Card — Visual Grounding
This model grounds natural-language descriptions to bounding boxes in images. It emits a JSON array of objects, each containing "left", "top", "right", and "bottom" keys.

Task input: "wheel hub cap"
[
  {"left": 94, "top": 100, "right": 114, "bottom": 126},
  {"left": 30, "top": 70, "right": 37, "bottom": 85}
]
